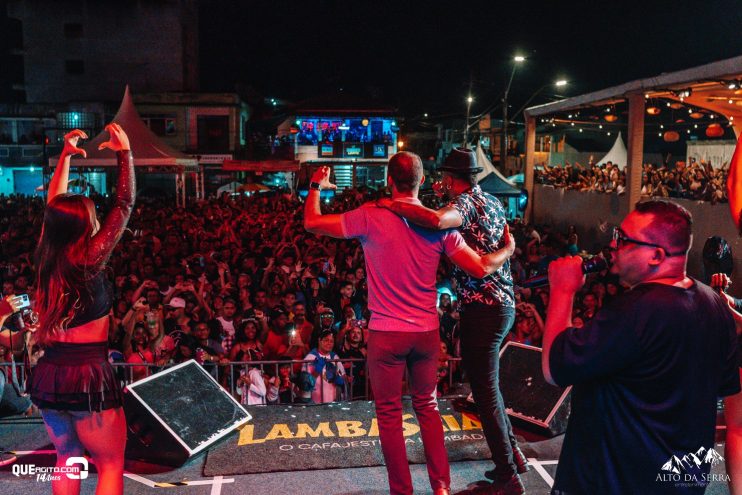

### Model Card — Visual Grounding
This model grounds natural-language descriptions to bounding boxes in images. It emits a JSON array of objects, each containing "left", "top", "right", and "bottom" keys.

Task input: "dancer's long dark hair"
[{"left": 34, "top": 194, "right": 97, "bottom": 344}]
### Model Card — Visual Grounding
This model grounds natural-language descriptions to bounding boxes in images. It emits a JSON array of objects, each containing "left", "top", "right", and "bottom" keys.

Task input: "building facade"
[
  {"left": 7, "top": 0, "right": 199, "bottom": 103},
  {"left": 273, "top": 96, "right": 398, "bottom": 191},
  {"left": 0, "top": 90, "right": 250, "bottom": 197},
  {"left": 134, "top": 92, "right": 250, "bottom": 197},
  {"left": 0, "top": 102, "right": 105, "bottom": 195},
  {"left": 134, "top": 92, "right": 249, "bottom": 157}
]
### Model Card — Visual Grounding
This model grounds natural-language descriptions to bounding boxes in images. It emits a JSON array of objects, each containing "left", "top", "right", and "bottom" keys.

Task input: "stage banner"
[{"left": 204, "top": 399, "right": 489, "bottom": 476}]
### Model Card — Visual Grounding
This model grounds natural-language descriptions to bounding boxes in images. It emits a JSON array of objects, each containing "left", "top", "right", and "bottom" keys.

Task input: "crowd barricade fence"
[{"left": 0, "top": 357, "right": 464, "bottom": 416}]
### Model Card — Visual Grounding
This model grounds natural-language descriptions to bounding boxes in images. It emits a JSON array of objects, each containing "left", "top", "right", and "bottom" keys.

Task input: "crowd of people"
[
  {"left": 1, "top": 122, "right": 739, "bottom": 495},
  {"left": 0, "top": 182, "right": 617, "bottom": 406},
  {"left": 535, "top": 159, "right": 730, "bottom": 203}
]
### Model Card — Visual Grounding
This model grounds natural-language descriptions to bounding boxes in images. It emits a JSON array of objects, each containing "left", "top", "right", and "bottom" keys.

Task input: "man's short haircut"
[
  {"left": 634, "top": 200, "right": 693, "bottom": 253},
  {"left": 388, "top": 152, "right": 423, "bottom": 193}
]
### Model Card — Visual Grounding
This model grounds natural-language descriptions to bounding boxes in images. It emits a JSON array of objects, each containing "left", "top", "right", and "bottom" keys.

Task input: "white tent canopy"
[
  {"left": 216, "top": 181, "right": 243, "bottom": 195},
  {"left": 597, "top": 132, "right": 627, "bottom": 169},
  {"left": 476, "top": 143, "right": 517, "bottom": 186},
  {"left": 49, "top": 86, "right": 198, "bottom": 170},
  {"left": 47, "top": 86, "right": 200, "bottom": 207}
]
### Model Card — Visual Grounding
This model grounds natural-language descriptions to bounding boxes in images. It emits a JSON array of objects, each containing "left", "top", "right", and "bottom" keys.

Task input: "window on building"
[
  {"left": 65, "top": 60, "right": 85, "bottom": 75},
  {"left": 197, "top": 115, "right": 230, "bottom": 153},
  {"left": 57, "top": 112, "right": 96, "bottom": 130},
  {"left": 296, "top": 119, "right": 318, "bottom": 145},
  {"left": 370, "top": 121, "right": 382, "bottom": 142},
  {"left": 0, "top": 121, "right": 13, "bottom": 144},
  {"left": 16, "top": 120, "right": 44, "bottom": 145},
  {"left": 319, "top": 120, "right": 343, "bottom": 143},
  {"left": 143, "top": 116, "right": 177, "bottom": 137},
  {"left": 296, "top": 117, "right": 394, "bottom": 146},
  {"left": 64, "top": 23, "right": 84, "bottom": 39},
  {"left": 354, "top": 164, "right": 387, "bottom": 189},
  {"left": 345, "top": 119, "right": 369, "bottom": 143}
]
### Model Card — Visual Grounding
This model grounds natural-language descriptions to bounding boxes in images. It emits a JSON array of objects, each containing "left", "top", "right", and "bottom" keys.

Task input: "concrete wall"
[{"left": 532, "top": 185, "right": 742, "bottom": 297}]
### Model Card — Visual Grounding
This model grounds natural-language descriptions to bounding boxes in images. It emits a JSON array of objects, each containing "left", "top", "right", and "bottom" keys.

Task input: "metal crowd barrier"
[{"left": 0, "top": 356, "right": 464, "bottom": 413}]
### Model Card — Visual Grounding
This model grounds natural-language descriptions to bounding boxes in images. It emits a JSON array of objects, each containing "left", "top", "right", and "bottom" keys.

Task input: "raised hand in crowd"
[
  {"left": 62, "top": 129, "right": 88, "bottom": 158},
  {"left": 98, "top": 123, "right": 131, "bottom": 152},
  {"left": 48, "top": 129, "right": 89, "bottom": 202}
]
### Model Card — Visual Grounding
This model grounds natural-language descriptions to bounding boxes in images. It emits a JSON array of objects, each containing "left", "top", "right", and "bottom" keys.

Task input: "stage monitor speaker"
[
  {"left": 498, "top": 341, "right": 571, "bottom": 437},
  {"left": 123, "top": 360, "right": 251, "bottom": 466}
]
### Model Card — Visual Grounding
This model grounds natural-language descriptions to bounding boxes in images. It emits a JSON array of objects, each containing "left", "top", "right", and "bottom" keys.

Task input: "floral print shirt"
[{"left": 448, "top": 185, "right": 515, "bottom": 309}]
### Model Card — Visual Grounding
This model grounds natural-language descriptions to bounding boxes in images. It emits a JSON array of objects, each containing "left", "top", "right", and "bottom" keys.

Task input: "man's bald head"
[{"left": 388, "top": 152, "right": 423, "bottom": 193}]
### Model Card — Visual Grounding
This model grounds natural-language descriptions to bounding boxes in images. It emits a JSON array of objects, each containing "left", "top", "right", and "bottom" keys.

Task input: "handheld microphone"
[{"left": 520, "top": 256, "right": 609, "bottom": 289}]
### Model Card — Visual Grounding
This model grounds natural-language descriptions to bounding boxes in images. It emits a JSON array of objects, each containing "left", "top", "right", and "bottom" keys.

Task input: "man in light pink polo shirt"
[{"left": 304, "top": 152, "right": 514, "bottom": 495}]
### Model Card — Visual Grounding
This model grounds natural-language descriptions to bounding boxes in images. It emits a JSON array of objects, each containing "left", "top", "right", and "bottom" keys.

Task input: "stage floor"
[{"left": 0, "top": 417, "right": 733, "bottom": 495}]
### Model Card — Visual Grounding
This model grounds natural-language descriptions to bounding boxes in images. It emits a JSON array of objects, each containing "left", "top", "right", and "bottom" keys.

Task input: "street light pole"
[
  {"left": 501, "top": 56, "right": 524, "bottom": 171},
  {"left": 464, "top": 95, "right": 473, "bottom": 146},
  {"left": 511, "top": 80, "right": 568, "bottom": 123}
]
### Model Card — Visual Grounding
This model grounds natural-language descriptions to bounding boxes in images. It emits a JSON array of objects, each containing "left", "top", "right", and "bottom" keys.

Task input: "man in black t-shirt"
[
  {"left": 336, "top": 325, "right": 367, "bottom": 399},
  {"left": 542, "top": 200, "right": 739, "bottom": 494}
]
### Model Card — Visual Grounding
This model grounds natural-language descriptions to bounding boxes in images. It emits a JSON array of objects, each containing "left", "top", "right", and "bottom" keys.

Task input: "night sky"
[
  {"left": 200, "top": 0, "right": 742, "bottom": 117},
  {"left": 0, "top": 0, "right": 739, "bottom": 117}
]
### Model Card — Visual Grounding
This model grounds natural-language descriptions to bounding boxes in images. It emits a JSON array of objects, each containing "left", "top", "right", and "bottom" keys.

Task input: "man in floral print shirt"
[
  {"left": 446, "top": 182, "right": 515, "bottom": 310},
  {"left": 379, "top": 147, "right": 524, "bottom": 495}
]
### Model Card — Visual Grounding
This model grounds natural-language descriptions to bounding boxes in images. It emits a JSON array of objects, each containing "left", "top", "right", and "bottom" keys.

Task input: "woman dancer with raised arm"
[{"left": 30, "top": 123, "right": 134, "bottom": 495}]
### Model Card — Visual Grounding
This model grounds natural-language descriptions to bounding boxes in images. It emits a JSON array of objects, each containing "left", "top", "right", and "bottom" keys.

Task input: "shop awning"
[{"left": 525, "top": 55, "right": 742, "bottom": 136}]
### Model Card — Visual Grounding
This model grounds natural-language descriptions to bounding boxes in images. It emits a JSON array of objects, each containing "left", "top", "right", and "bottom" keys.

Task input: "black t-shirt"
[
  {"left": 165, "top": 318, "right": 195, "bottom": 348},
  {"left": 550, "top": 280, "right": 739, "bottom": 494},
  {"left": 336, "top": 344, "right": 366, "bottom": 397},
  {"left": 439, "top": 310, "right": 458, "bottom": 348},
  {"left": 337, "top": 345, "right": 365, "bottom": 374}
]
